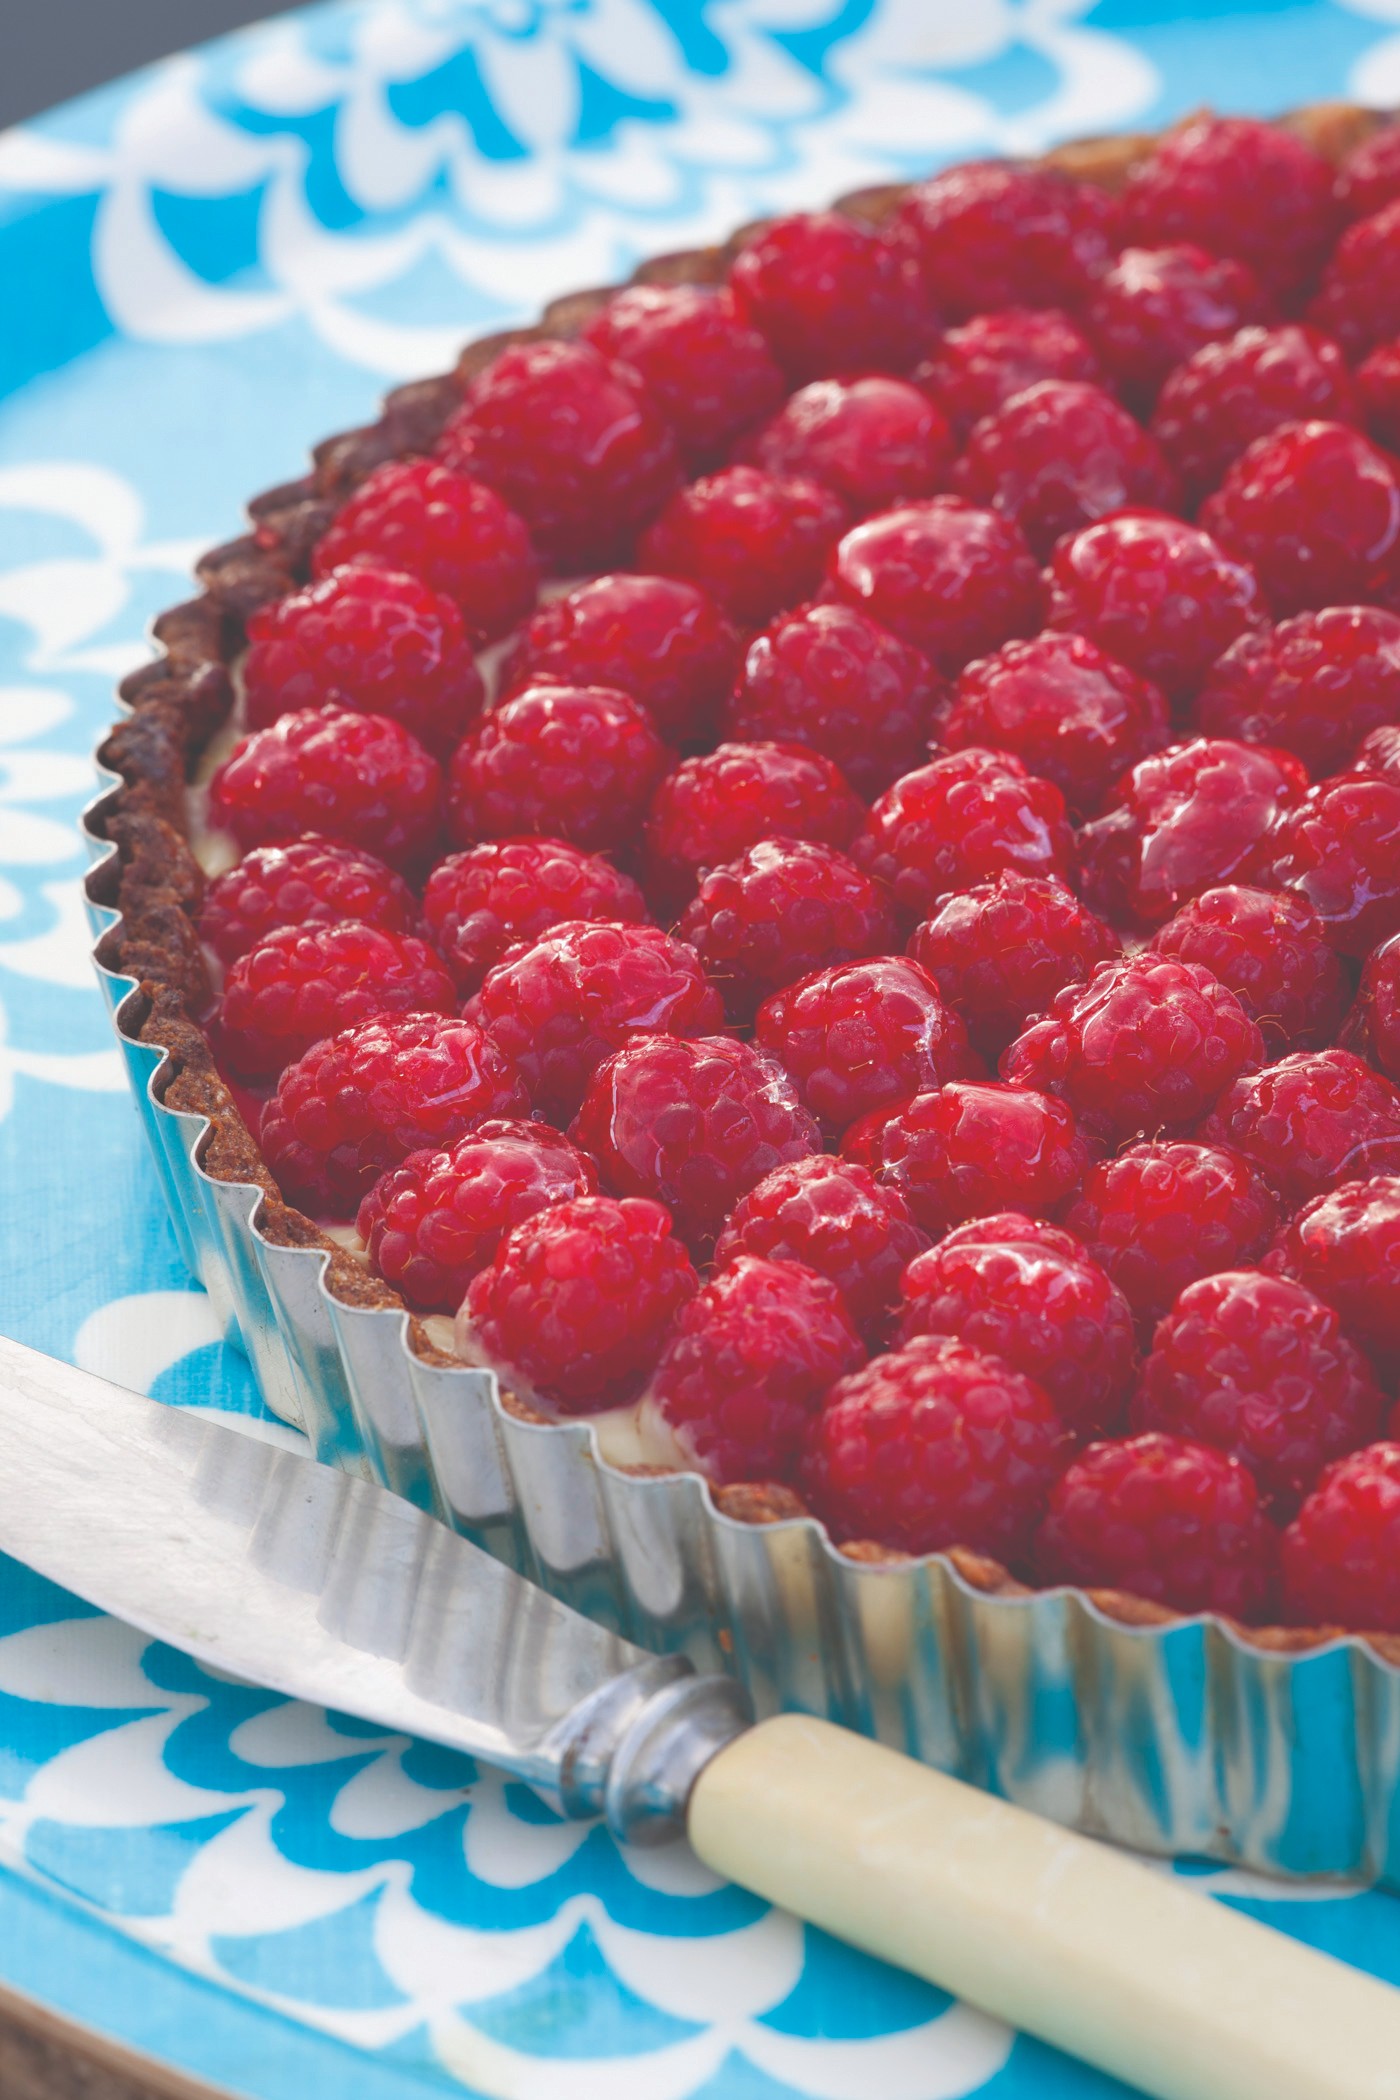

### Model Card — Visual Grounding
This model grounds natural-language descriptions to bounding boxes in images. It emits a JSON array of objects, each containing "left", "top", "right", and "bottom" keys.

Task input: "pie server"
[{"left": 0, "top": 1334, "right": 1395, "bottom": 2100}]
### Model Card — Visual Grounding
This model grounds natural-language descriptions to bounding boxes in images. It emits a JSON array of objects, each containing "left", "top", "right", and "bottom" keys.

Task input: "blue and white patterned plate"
[{"left": 6, "top": 5, "right": 1400, "bottom": 2093}]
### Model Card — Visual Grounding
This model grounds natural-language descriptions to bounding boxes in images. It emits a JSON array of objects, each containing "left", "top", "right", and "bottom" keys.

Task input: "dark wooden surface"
[{"left": 0, "top": 1982, "right": 227, "bottom": 2100}]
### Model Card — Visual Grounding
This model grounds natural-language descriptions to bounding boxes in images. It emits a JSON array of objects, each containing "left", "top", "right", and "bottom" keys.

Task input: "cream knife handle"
[{"left": 687, "top": 1713, "right": 1400, "bottom": 2100}]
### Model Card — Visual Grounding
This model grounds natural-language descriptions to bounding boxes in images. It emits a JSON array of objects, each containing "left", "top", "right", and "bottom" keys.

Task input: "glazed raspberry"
[
  {"left": 446, "top": 683, "right": 668, "bottom": 858},
  {"left": 218, "top": 920, "right": 456, "bottom": 1080},
  {"left": 801, "top": 1334, "right": 1069, "bottom": 1563},
  {"left": 1077, "top": 738, "right": 1308, "bottom": 931},
  {"left": 1307, "top": 200, "right": 1400, "bottom": 360},
  {"left": 208, "top": 707, "right": 442, "bottom": 873},
  {"left": 1282, "top": 1443, "right": 1400, "bottom": 1631},
  {"left": 1341, "top": 933, "right": 1400, "bottom": 1080},
  {"left": 437, "top": 338, "right": 679, "bottom": 569},
  {"left": 723, "top": 600, "right": 944, "bottom": 800},
  {"left": 677, "top": 838, "right": 896, "bottom": 1023},
  {"left": 851, "top": 748, "right": 1073, "bottom": 930},
  {"left": 1120, "top": 114, "right": 1337, "bottom": 299},
  {"left": 357, "top": 1120, "right": 598, "bottom": 1314},
  {"left": 893, "top": 163, "right": 1118, "bottom": 320},
  {"left": 952, "top": 382, "right": 1180, "bottom": 562},
  {"left": 458, "top": 1195, "right": 698, "bottom": 1414},
  {"left": 571, "top": 1033, "right": 821, "bottom": 1257},
  {"left": 1195, "top": 606, "right": 1400, "bottom": 778},
  {"left": 749, "top": 377, "right": 954, "bottom": 518},
  {"left": 824, "top": 498, "right": 1043, "bottom": 675},
  {"left": 199, "top": 837, "right": 414, "bottom": 967},
  {"left": 844, "top": 1081, "right": 1091, "bottom": 1238},
  {"left": 914, "top": 307, "right": 1103, "bottom": 439},
  {"left": 1272, "top": 769, "right": 1400, "bottom": 958},
  {"left": 421, "top": 839, "right": 647, "bottom": 997},
  {"left": 1198, "top": 1050, "right": 1400, "bottom": 1206},
  {"left": 641, "top": 1256, "right": 865, "bottom": 1483},
  {"left": 943, "top": 632, "right": 1169, "bottom": 819},
  {"left": 467, "top": 920, "right": 723, "bottom": 1124},
  {"left": 1002, "top": 955, "right": 1264, "bottom": 1147},
  {"left": 1357, "top": 340, "right": 1400, "bottom": 455},
  {"left": 242, "top": 568, "right": 482, "bottom": 762},
  {"left": 713, "top": 1155, "right": 927, "bottom": 1345},
  {"left": 637, "top": 465, "right": 846, "bottom": 628},
  {"left": 1044, "top": 512, "right": 1269, "bottom": 706},
  {"left": 500, "top": 573, "right": 740, "bottom": 748},
  {"left": 909, "top": 873, "right": 1120, "bottom": 1061},
  {"left": 897, "top": 1214, "right": 1136, "bottom": 1437},
  {"left": 1150, "top": 326, "right": 1358, "bottom": 505},
  {"left": 1200, "top": 421, "right": 1400, "bottom": 616},
  {"left": 642, "top": 740, "right": 862, "bottom": 911},
  {"left": 1336, "top": 123, "right": 1400, "bottom": 220},
  {"left": 728, "top": 211, "right": 934, "bottom": 379},
  {"left": 1150, "top": 886, "right": 1347, "bottom": 1054},
  {"left": 1035, "top": 1432, "right": 1276, "bottom": 1619},
  {"left": 312, "top": 460, "right": 536, "bottom": 645},
  {"left": 754, "top": 955, "right": 975, "bottom": 1136},
  {"left": 260, "top": 1011, "right": 527, "bottom": 1217},
  {"left": 1087, "top": 245, "right": 1272, "bottom": 407},
  {"left": 1354, "top": 724, "right": 1400, "bottom": 783},
  {"left": 581, "top": 283, "right": 785, "bottom": 463},
  {"left": 1268, "top": 1176, "right": 1400, "bottom": 1372},
  {"left": 1063, "top": 1140, "right": 1279, "bottom": 1334}
]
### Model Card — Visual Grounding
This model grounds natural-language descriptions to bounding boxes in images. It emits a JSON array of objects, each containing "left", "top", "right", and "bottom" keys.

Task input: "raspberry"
[
  {"left": 581, "top": 283, "right": 785, "bottom": 463},
  {"left": 641, "top": 1256, "right": 865, "bottom": 1483},
  {"left": 1307, "top": 200, "right": 1400, "bottom": 360},
  {"left": 1002, "top": 955, "right": 1264, "bottom": 1147},
  {"left": 1200, "top": 421, "right": 1400, "bottom": 616},
  {"left": 1336, "top": 123, "right": 1400, "bottom": 220},
  {"left": 1077, "top": 737, "right": 1308, "bottom": 931},
  {"left": 199, "top": 837, "right": 414, "bottom": 967},
  {"left": 893, "top": 163, "right": 1118, "bottom": 320},
  {"left": 499, "top": 573, "right": 740, "bottom": 749},
  {"left": 753, "top": 955, "right": 975, "bottom": 1136},
  {"left": 677, "top": 837, "right": 896, "bottom": 1023},
  {"left": 1198, "top": 1050, "right": 1400, "bottom": 1206},
  {"left": 909, "top": 872, "right": 1120, "bottom": 1060},
  {"left": 1087, "top": 245, "right": 1272, "bottom": 407},
  {"left": 1341, "top": 933, "right": 1400, "bottom": 1081},
  {"left": 571, "top": 1032, "right": 821, "bottom": 1257},
  {"left": 823, "top": 498, "right": 1043, "bottom": 675},
  {"left": 437, "top": 338, "right": 679, "bottom": 568},
  {"left": 458, "top": 1195, "right": 698, "bottom": 1414},
  {"left": 357, "top": 1120, "right": 598, "bottom": 1314},
  {"left": 1267, "top": 1176, "right": 1400, "bottom": 1372},
  {"left": 208, "top": 707, "right": 442, "bottom": 873},
  {"left": 914, "top": 306, "right": 1103, "bottom": 439},
  {"left": 844, "top": 1080, "right": 1091, "bottom": 1237},
  {"left": 1044, "top": 512, "right": 1269, "bottom": 706},
  {"left": 642, "top": 740, "right": 862, "bottom": 911},
  {"left": 260, "top": 1011, "right": 527, "bottom": 1217},
  {"left": 1063, "top": 1140, "right": 1279, "bottom": 1334},
  {"left": 1150, "top": 326, "right": 1358, "bottom": 505},
  {"left": 446, "top": 683, "right": 668, "bottom": 858},
  {"left": 713, "top": 1155, "right": 927, "bottom": 1345},
  {"left": 729, "top": 210, "right": 934, "bottom": 379},
  {"left": 637, "top": 465, "right": 846, "bottom": 628},
  {"left": 1271, "top": 768, "right": 1400, "bottom": 958},
  {"left": 897, "top": 1214, "right": 1136, "bottom": 1437},
  {"left": 312, "top": 460, "right": 536, "bottom": 645},
  {"left": 851, "top": 748, "right": 1073, "bottom": 929},
  {"left": 1150, "top": 885, "right": 1347, "bottom": 1055},
  {"left": 1358, "top": 338, "right": 1400, "bottom": 459},
  {"left": 723, "top": 600, "right": 945, "bottom": 800},
  {"left": 1195, "top": 606, "right": 1400, "bottom": 778},
  {"left": 1120, "top": 114, "right": 1337, "bottom": 299},
  {"left": 749, "top": 377, "right": 954, "bottom": 518},
  {"left": 1035, "top": 1432, "right": 1276, "bottom": 1619},
  {"left": 421, "top": 838, "right": 647, "bottom": 997},
  {"left": 217, "top": 920, "right": 456, "bottom": 1080},
  {"left": 801, "top": 1334, "right": 1069, "bottom": 1563},
  {"left": 467, "top": 919, "right": 723, "bottom": 1124},
  {"left": 943, "top": 631, "right": 1169, "bottom": 818},
  {"left": 1354, "top": 724, "right": 1400, "bottom": 783},
  {"left": 952, "top": 381, "right": 1180, "bottom": 562},
  {"left": 1281, "top": 1443, "right": 1400, "bottom": 1631}
]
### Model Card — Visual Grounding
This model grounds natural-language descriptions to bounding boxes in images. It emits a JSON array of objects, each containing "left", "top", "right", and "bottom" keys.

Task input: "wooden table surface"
[{"left": 0, "top": 1981, "right": 227, "bottom": 2100}]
